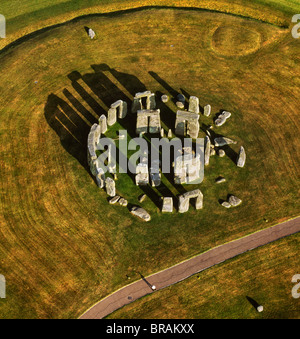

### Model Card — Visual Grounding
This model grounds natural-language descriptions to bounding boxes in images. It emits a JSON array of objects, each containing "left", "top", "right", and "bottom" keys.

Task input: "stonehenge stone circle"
[
  {"left": 237, "top": 146, "right": 246, "bottom": 168},
  {"left": 215, "top": 111, "right": 231, "bottom": 127},
  {"left": 130, "top": 206, "right": 151, "bottom": 222}
]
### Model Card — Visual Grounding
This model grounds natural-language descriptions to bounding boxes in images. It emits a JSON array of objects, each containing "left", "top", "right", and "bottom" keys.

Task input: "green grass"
[
  {"left": 108, "top": 233, "right": 300, "bottom": 319},
  {"left": 0, "top": 3, "right": 299, "bottom": 319}
]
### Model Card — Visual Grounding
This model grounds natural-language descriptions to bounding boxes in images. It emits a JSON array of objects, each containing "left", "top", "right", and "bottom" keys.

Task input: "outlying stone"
[
  {"left": 88, "top": 28, "right": 96, "bottom": 39},
  {"left": 237, "top": 146, "right": 246, "bottom": 168},
  {"left": 228, "top": 195, "right": 242, "bottom": 207},
  {"left": 130, "top": 206, "right": 151, "bottom": 222},
  {"left": 222, "top": 201, "right": 232, "bottom": 208},
  {"left": 215, "top": 111, "right": 231, "bottom": 127},
  {"left": 214, "top": 137, "right": 237, "bottom": 147}
]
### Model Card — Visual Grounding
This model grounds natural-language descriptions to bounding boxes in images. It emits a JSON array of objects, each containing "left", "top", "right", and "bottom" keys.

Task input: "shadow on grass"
[{"left": 44, "top": 64, "right": 189, "bottom": 208}]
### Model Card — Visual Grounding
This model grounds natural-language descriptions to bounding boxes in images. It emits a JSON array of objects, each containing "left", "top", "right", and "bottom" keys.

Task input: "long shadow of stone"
[{"left": 44, "top": 64, "right": 185, "bottom": 208}]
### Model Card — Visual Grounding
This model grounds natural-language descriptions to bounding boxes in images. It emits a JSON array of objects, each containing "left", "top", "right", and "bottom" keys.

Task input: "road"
[{"left": 80, "top": 217, "right": 300, "bottom": 319}]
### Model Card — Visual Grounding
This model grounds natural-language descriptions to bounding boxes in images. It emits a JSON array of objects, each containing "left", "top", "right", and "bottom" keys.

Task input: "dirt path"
[{"left": 80, "top": 217, "right": 300, "bottom": 319}]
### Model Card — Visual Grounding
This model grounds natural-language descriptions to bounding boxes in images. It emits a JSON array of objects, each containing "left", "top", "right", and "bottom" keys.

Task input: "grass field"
[
  {"left": 0, "top": 1, "right": 299, "bottom": 319},
  {"left": 108, "top": 233, "right": 300, "bottom": 319}
]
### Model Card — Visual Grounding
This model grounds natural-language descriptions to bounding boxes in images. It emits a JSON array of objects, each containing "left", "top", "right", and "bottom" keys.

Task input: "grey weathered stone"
[
  {"left": 215, "top": 111, "right": 231, "bottom": 127},
  {"left": 138, "top": 194, "right": 147, "bottom": 203},
  {"left": 111, "top": 100, "right": 127, "bottom": 119},
  {"left": 237, "top": 146, "right": 246, "bottom": 168},
  {"left": 216, "top": 177, "right": 226, "bottom": 184},
  {"left": 188, "top": 96, "right": 200, "bottom": 114},
  {"left": 161, "top": 94, "right": 169, "bottom": 103},
  {"left": 136, "top": 163, "right": 149, "bottom": 186},
  {"left": 214, "top": 137, "right": 237, "bottom": 147},
  {"left": 174, "top": 152, "right": 201, "bottom": 184},
  {"left": 162, "top": 197, "right": 173, "bottom": 213},
  {"left": 99, "top": 114, "right": 107, "bottom": 134},
  {"left": 119, "top": 198, "right": 128, "bottom": 207},
  {"left": 96, "top": 168, "right": 106, "bottom": 188},
  {"left": 205, "top": 136, "right": 211, "bottom": 166},
  {"left": 130, "top": 206, "right": 151, "bottom": 222},
  {"left": 132, "top": 97, "right": 142, "bottom": 113},
  {"left": 105, "top": 177, "right": 116, "bottom": 197},
  {"left": 204, "top": 104, "right": 211, "bottom": 117},
  {"left": 257, "top": 306, "right": 264, "bottom": 313},
  {"left": 150, "top": 159, "right": 161, "bottom": 187},
  {"left": 228, "top": 195, "right": 242, "bottom": 207},
  {"left": 88, "top": 28, "right": 96, "bottom": 39},
  {"left": 176, "top": 101, "right": 185, "bottom": 109},
  {"left": 222, "top": 201, "right": 232, "bottom": 208},
  {"left": 177, "top": 94, "right": 185, "bottom": 102},
  {"left": 218, "top": 149, "right": 226, "bottom": 157},
  {"left": 175, "top": 110, "right": 200, "bottom": 139},
  {"left": 136, "top": 109, "right": 161, "bottom": 135},
  {"left": 107, "top": 107, "right": 117, "bottom": 126},
  {"left": 178, "top": 189, "right": 203, "bottom": 213},
  {"left": 109, "top": 196, "right": 120, "bottom": 204}
]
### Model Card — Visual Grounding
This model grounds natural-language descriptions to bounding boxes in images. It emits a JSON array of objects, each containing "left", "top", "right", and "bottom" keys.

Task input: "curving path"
[{"left": 80, "top": 217, "right": 300, "bottom": 319}]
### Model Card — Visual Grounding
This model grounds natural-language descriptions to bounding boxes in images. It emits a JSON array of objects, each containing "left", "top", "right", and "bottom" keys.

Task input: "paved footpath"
[{"left": 80, "top": 217, "right": 300, "bottom": 319}]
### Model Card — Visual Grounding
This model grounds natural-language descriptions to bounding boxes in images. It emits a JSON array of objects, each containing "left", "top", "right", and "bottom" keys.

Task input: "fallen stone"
[
  {"left": 176, "top": 101, "right": 185, "bottom": 109},
  {"left": 228, "top": 195, "right": 242, "bottom": 207},
  {"left": 210, "top": 147, "right": 216, "bottom": 156},
  {"left": 222, "top": 201, "right": 231, "bottom": 208},
  {"left": 138, "top": 194, "right": 147, "bottom": 203},
  {"left": 204, "top": 136, "right": 211, "bottom": 166},
  {"left": 119, "top": 198, "right": 128, "bottom": 207},
  {"left": 109, "top": 196, "right": 120, "bottom": 205},
  {"left": 215, "top": 111, "right": 231, "bottom": 127},
  {"left": 216, "top": 177, "right": 226, "bottom": 184},
  {"left": 237, "top": 146, "right": 246, "bottom": 168},
  {"left": 105, "top": 177, "right": 116, "bottom": 197},
  {"left": 214, "top": 137, "right": 237, "bottom": 147},
  {"left": 130, "top": 206, "right": 151, "bottom": 222}
]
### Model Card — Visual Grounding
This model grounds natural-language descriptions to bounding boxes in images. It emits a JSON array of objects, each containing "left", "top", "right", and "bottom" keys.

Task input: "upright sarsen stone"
[
  {"left": 204, "top": 104, "right": 211, "bottom": 117},
  {"left": 237, "top": 146, "right": 246, "bottom": 168},
  {"left": 189, "top": 96, "right": 200, "bottom": 114},
  {"left": 105, "top": 177, "right": 116, "bottom": 197}
]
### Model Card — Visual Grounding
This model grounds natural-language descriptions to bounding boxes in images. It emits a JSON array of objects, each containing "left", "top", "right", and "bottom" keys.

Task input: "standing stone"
[
  {"left": 99, "top": 114, "right": 107, "bottom": 134},
  {"left": 131, "top": 98, "right": 142, "bottom": 113},
  {"left": 205, "top": 136, "right": 211, "bottom": 166},
  {"left": 178, "top": 189, "right": 203, "bottom": 213},
  {"left": 96, "top": 169, "right": 106, "bottom": 188},
  {"left": 218, "top": 149, "right": 226, "bottom": 157},
  {"left": 189, "top": 96, "right": 200, "bottom": 114},
  {"left": 130, "top": 206, "right": 151, "bottom": 222},
  {"left": 257, "top": 306, "right": 264, "bottom": 313},
  {"left": 162, "top": 197, "right": 173, "bottom": 213},
  {"left": 204, "top": 104, "right": 211, "bottom": 117},
  {"left": 105, "top": 177, "right": 116, "bottom": 197},
  {"left": 168, "top": 129, "right": 173, "bottom": 139},
  {"left": 237, "top": 146, "right": 246, "bottom": 168},
  {"left": 160, "top": 128, "right": 165, "bottom": 138},
  {"left": 176, "top": 101, "right": 185, "bottom": 109},
  {"left": 148, "top": 94, "right": 156, "bottom": 110},
  {"left": 88, "top": 28, "right": 96, "bottom": 39},
  {"left": 161, "top": 94, "right": 169, "bottom": 103},
  {"left": 177, "top": 94, "right": 185, "bottom": 102},
  {"left": 107, "top": 107, "right": 117, "bottom": 126}
]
